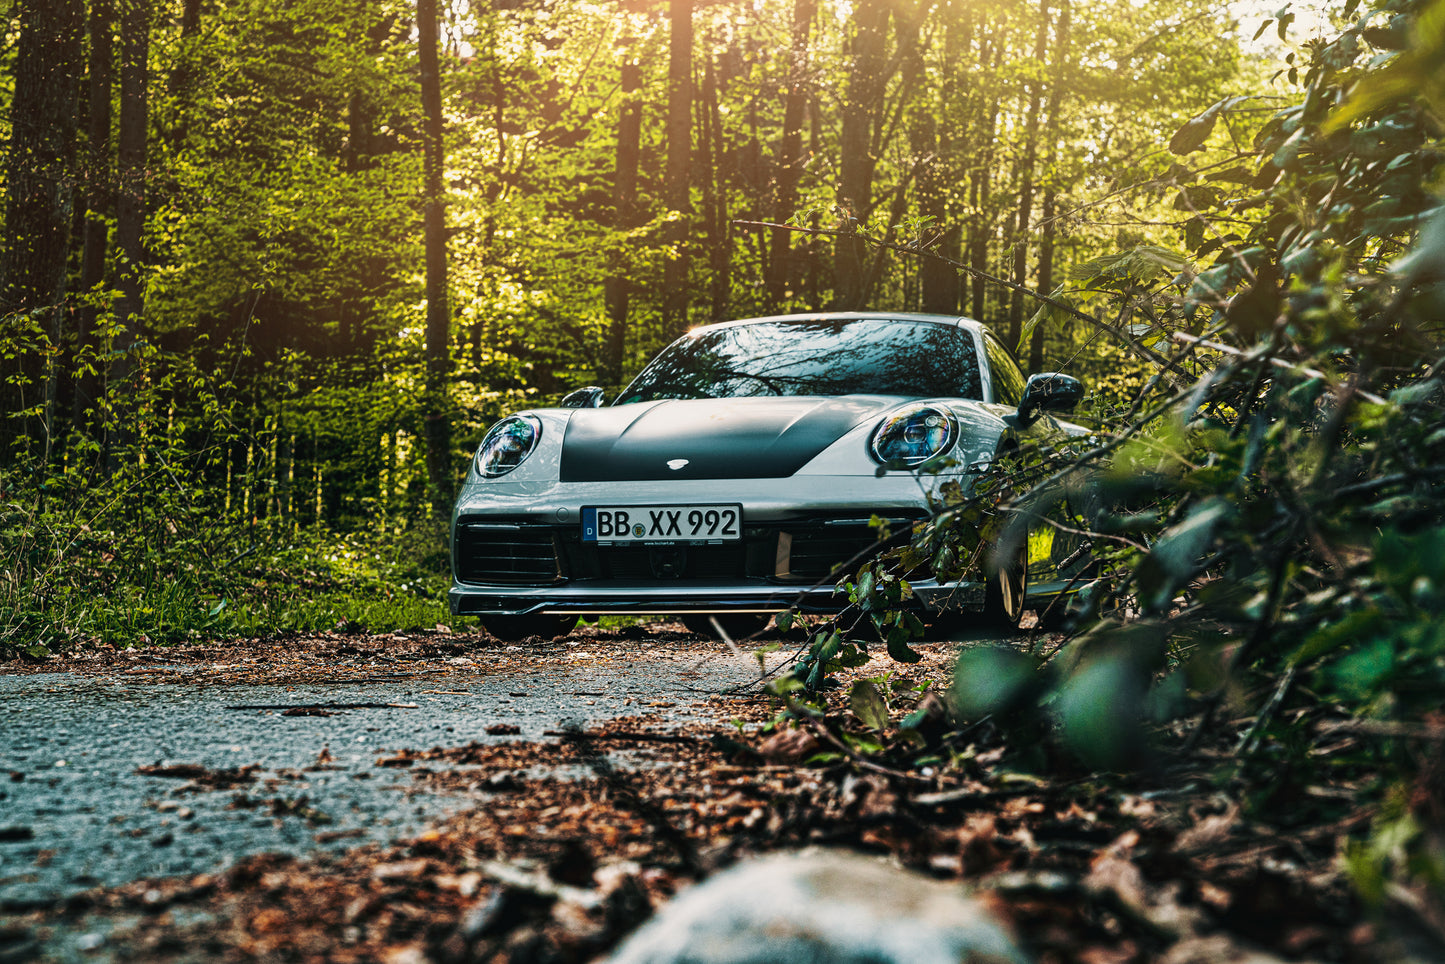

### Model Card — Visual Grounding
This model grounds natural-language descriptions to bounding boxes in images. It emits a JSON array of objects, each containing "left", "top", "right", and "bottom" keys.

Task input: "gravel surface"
[{"left": 0, "top": 635, "right": 773, "bottom": 909}]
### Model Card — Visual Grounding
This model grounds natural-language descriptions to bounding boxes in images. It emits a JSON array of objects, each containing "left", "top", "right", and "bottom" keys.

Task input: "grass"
[{"left": 1, "top": 505, "right": 463, "bottom": 657}]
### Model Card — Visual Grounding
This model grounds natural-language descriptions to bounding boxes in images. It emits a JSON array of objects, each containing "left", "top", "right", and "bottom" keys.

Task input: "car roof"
[{"left": 684, "top": 311, "right": 988, "bottom": 338}]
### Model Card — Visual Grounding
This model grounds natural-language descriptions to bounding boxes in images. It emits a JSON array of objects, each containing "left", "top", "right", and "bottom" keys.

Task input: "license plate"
[{"left": 581, "top": 504, "right": 742, "bottom": 544}]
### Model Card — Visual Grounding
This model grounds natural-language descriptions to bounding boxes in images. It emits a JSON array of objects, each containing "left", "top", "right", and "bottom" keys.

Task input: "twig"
[
  {"left": 797, "top": 715, "right": 935, "bottom": 786},
  {"left": 1234, "top": 664, "right": 1296, "bottom": 757},
  {"left": 1171, "top": 331, "right": 1389, "bottom": 405},
  {"left": 541, "top": 730, "right": 703, "bottom": 745},
  {"left": 224, "top": 702, "right": 419, "bottom": 710}
]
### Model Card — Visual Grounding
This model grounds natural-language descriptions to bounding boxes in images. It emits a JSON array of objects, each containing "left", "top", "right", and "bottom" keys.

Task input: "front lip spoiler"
[
  {"left": 447, "top": 580, "right": 988, "bottom": 617},
  {"left": 448, "top": 586, "right": 841, "bottom": 617}
]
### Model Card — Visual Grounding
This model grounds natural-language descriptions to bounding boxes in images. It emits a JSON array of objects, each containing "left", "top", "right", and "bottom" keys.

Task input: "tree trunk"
[
  {"left": 0, "top": 0, "right": 84, "bottom": 460},
  {"left": 1032, "top": 190, "right": 1057, "bottom": 371},
  {"left": 915, "top": 111, "right": 957, "bottom": 314},
  {"left": 926, "top": 7, "right": 969, "bottom": 316},
  {"left": 106, "top": 0, "right": 150, "bottom": 471},
  {"left": 1006, "top": 0, "right": 1051, "bottom": 349},
  {"left": 76, "top": 0, "right": 114, "bottom": 440},
  {"left": 419, "top": 0, "right": 453, "bottom": 521},
  {"left": 661, "top": 0, "right": 692, "bottom": 337},
  {"left": 604, "top": 55, "right": 642, "bottom": 385},
  {"left": 767, "top": 0, "right": 815, "bottom": 307},
  {"left": 700, "top": 54, "right": 730, "bottom": 321},
  {"left": 832, "top": 0, "right": 889, "bottom": 310},
  {"left": 968, "top": 41, "right": 1002, "bottom": 322},
  {"left": 1030, "top": 0, "right": 1071, "bottom": 371}
]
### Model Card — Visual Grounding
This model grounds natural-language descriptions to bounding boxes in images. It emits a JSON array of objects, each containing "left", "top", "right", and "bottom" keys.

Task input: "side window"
[{"left": 983, "top": 331, "right": 1026, "bottom": 406}]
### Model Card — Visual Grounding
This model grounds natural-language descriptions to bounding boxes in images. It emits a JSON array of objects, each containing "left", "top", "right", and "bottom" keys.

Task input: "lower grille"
[
  {"left": 455, "top": 520, "right": 562, "bottom": 585},
  {"left": 598, "top": 544, "right": 753, "bottom": 580},
  {"left": 457, "top": 512, "right": 927, "bottom": 586},
  {"left": 784, "top": 526, "right": 884, "bottom": 580}
]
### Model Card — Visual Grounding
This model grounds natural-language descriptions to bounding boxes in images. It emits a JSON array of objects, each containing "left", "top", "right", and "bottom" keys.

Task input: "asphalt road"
[{"left": 0, "top": 641, "right": 769, "bottom": 910}]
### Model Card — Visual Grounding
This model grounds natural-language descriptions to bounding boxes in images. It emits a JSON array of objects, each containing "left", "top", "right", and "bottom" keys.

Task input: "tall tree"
[
  {"left": 0, "top": 0, "right": 84, "bottom": 457},
  {"left": 1030, "top": 0, "right": 1070, "bottom": 371},
  {"left": 76, "top": 0, "right": 114, "bottom": 436},
  {"left": 832, "top": 0, "right": 923, "bottom": 309},
  {"left": 1006, "top": 0, "right": 1051, "bottom": 348},
  {"left": 699, "top": 52, "right": 731, "bottom": 320},
  {"left": 832, "top": 0, "right": 889, "bottom": 310},
  {"left": 967, "top": 44, "right": 1002, "bottom": 323},
  {"left": 604, "top": 52, "right": 643, "bottom": 385},
  {"left": 109, "top": 0, "right": 150, "bottom": 416},
  {"left": 766, "top": 0, "right": 816, "bottom": 307},
  {"left": 662, "top": 0, "right": 693, "bottom": 336},
  {"left": 419, "top": 0, "right": 453, "bottom": 520}
]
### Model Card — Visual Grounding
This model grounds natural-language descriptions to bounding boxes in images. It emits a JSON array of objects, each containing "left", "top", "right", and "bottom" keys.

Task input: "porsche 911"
[{"left": 448, "top": 312, "right": 1086, "bottom": 640}]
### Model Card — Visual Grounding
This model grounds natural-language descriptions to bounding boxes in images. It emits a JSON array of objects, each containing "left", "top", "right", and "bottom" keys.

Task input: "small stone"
[{"left": 606, "top": 849, "right": 1030, "bottom": 964}]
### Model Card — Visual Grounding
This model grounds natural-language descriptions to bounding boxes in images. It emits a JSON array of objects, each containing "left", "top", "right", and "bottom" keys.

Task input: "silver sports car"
[{"left": 448, "top": 312, "right": 1086, "bottom": 640}]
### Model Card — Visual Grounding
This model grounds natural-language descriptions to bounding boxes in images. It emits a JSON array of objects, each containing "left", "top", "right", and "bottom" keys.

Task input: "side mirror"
[
  {"left": 560, "top": 386, "right": 606, "bottom": 409},
  {"left": 1016, "top": 372, "right": 1084, "bottom": 426}
]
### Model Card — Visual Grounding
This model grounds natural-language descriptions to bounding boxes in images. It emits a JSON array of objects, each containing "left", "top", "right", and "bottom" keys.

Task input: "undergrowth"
[{"left": 0, "top": 469, "right": 457, "bottom": 658}]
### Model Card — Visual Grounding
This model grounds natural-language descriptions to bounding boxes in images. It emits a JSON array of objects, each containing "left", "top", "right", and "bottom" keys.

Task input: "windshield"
[{"left": 617, "top": 318, "right": 983, "bottom": 404}]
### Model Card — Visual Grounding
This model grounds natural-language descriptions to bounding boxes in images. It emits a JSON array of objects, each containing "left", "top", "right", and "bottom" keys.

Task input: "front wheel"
[
  {"left": 479, "top": 614, "right": 578, "bottom": 642},
  {"left": 982, "top": 541, "right": 1028, "bottom": 631}
]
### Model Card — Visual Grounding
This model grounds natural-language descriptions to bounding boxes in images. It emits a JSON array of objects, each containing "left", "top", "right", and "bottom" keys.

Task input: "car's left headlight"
[
  {"left": 475, "top": 415, "right": 542, "bottom": 477},
  {"left": 869, "top": 406, "right": 958, "bottom": 468}
]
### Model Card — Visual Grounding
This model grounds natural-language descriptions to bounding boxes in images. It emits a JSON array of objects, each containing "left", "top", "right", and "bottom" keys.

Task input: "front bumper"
[
  {"left": 448, "top": 473, "right": 987, "bottom": 618},
  {"left": 448, "top": 579, "right": 988, "bottom": 617}
]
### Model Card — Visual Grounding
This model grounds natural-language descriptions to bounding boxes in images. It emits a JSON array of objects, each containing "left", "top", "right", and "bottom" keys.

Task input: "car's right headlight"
[
  {"left": 475, "top": 415, "right": 542, "bottom": 478},
  {"left": 869, "top": 406, "right": 958, "bottom": 468}
]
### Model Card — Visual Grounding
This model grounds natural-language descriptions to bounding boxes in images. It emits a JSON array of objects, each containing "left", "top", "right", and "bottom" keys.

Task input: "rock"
[
  {"left": 606, "top": 849, "right": 1030, "bottom": 964},
  {"left": 755, "top": 727, "right": 823, "bottom": 764}
]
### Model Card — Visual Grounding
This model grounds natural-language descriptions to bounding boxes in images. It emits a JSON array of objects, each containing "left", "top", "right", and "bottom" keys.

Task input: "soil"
[{"left": 0, "top": 623, "right": 1425, "bottom": 963}]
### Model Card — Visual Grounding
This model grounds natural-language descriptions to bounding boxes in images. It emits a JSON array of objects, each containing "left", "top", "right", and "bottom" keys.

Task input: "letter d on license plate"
[{"left": 582, "top": 504, "right": 742, "bottom": 543}]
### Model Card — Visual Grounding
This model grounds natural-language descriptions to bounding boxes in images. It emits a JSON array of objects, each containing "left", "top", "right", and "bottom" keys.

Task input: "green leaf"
[
  {"left": 1389, "top": 381, "right": 1440, "bottom": 407},
  {"left": 886, "top": 630, "right": 923, "bottom": 664},
  {"left": 849, "top": 680, "right": 890, "bottom": 730},
  {"left": 1327, "top": 638, "right": 1396, "bottom": 699},
  {"left": 1151, "top": 498, "right": 1231, "bottom": 580},
  {"left": 1056, "top": 653, "right": 1147, "bottom": 770},
  {"left": 952, "top": 646, "right": 1038, "bottom": 720},
  {"left": 1017, "top": 285, "right": 1072, "bottom": 353},
  {"left": 841, "top": 733, "right": 885, "bottom": 755},
  {"left": 900, "top": 706, "right": 931, "bottom": 730},
  {"left": 1170, "top": 101, "right": 1225, "bottom": 155}
]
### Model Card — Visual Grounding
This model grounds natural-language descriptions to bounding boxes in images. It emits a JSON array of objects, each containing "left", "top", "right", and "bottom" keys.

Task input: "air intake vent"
[{"left": 455, "top": 520, "right": 562, "bottom": 585}]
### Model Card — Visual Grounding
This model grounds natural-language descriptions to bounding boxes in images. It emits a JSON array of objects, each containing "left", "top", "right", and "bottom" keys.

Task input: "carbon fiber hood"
[{"left": 559, "top": 396, "right": 897, "bottom": 482}]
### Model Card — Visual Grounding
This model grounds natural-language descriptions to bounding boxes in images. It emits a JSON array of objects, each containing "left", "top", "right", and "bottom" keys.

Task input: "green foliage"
[
  {"left": 0, "top": 318, "right": 458, "bottom": 658},
  {"left": 928, "top": 0, "right": 1445, "bottom": 781},
  {"left": 763, "top": 0, "right": 1445, "bottom": 917}
]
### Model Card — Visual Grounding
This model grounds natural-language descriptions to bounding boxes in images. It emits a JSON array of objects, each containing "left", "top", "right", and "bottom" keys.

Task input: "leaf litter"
[{"left": 0, "top": 623, "right": 1412, "bottom": 962}]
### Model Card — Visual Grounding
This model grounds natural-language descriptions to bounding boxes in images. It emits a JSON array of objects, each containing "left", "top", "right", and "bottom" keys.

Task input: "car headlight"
[
  {"left": 869, "top": 406, "right": 958, "bottom": 468},
  {"left": 475, "top": 415, "right": 542, "bottom": 478}
]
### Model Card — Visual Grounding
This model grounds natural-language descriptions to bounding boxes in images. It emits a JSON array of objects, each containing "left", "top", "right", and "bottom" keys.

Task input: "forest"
[
  {"left": 2, "top": 0, "right": 1445, "bottom": 934},
  {"left": 0, "top": 0, "right": 1264, "bottom": 644}
]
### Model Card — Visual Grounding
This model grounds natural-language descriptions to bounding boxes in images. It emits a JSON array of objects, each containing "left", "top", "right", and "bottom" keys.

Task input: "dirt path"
[
  {"left": 0, "top": 625, "right": 802, "bottom": 909},
  {"left": 0, "top": 626, "right": 1401, "bottom": 963}
]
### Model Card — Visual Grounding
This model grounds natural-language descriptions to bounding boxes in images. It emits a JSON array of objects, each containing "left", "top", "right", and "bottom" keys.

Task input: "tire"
[
  {"left": 681, "top": 613, "right": 771, "bottom": 641},
  {"left": 982, "top": 540, "right": 1028, "bottom": 631},
  {"left": 479, "top": 614, "right": 578, "bottom": 641}
]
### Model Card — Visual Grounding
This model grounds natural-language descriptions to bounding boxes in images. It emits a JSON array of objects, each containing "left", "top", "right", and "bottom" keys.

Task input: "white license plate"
[{"left": 581, "top": 504, "right": 742, "bottom": 543}]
